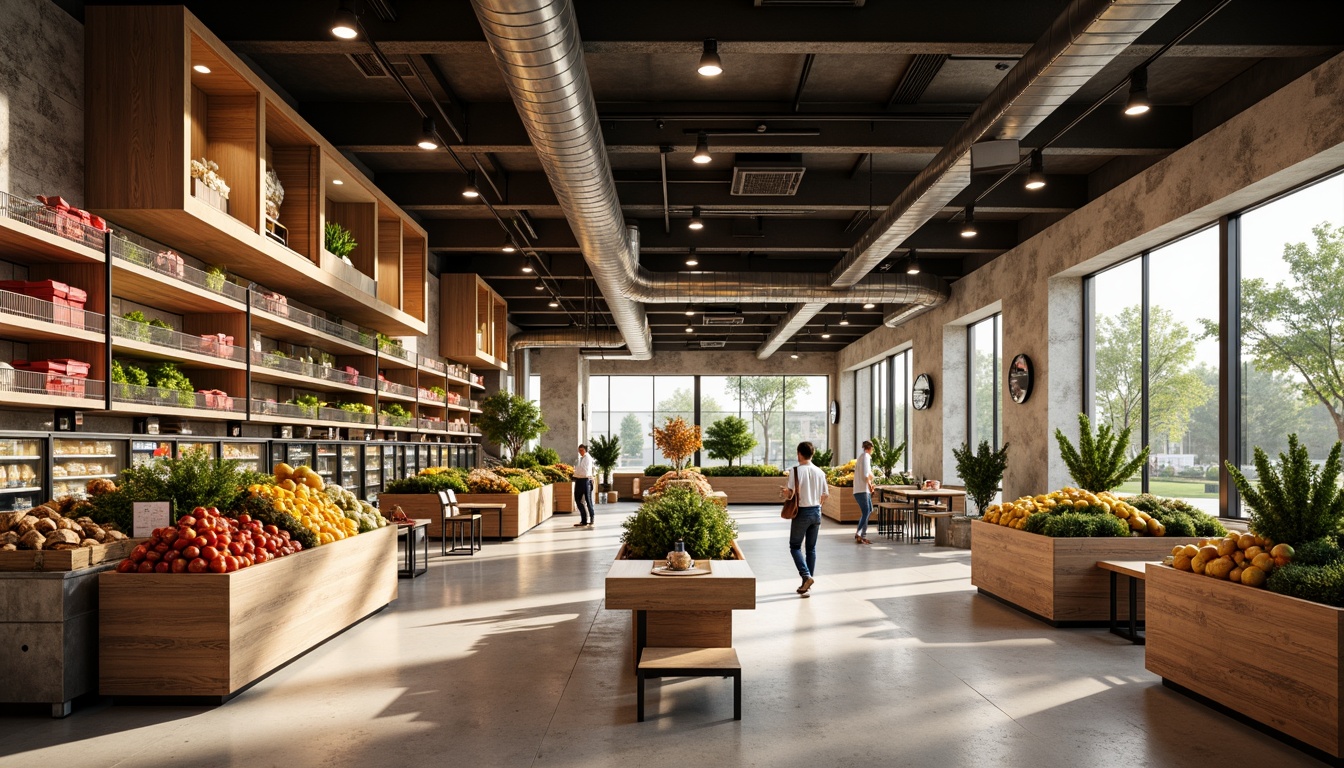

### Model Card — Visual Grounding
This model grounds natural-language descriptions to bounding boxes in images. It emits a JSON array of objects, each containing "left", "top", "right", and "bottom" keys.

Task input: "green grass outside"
[{"left": 1114, "top": 477, "right": 1218, "bottom": 499}]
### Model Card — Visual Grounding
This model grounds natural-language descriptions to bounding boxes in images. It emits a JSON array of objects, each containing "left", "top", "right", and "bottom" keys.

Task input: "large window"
[
  {"left": 1086, "top": 228, "right": 1219, "bottom": 512},
  {"left": 968, "top": 314, "right": 1002, "bottom": 449},
  {"left": 588, "top": 374, "right": 828, "bottom": 469},
  {"left": 854, "top": 351, "right": 911, "bottom": 470}
]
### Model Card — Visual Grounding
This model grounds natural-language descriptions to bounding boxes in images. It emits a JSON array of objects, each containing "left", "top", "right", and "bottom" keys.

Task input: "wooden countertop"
[{"left": 605, "top": 558, "right": 756, "bottom": 611}]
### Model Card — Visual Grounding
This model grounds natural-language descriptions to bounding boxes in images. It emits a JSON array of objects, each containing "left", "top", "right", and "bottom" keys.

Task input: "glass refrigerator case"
[
  {"left": 177, "top": 441, "right": 217, "bottom": 460},
  {"left": 315, "top": 442, "right": 339, "bottom": 487},
  {"left": 222, "top": 441, "right": 265, "bottom": 471},
  {"left": 339, "top": 444, "right": 360, "bottom": 490},
  {"left": 363, "top": 444, "right": 381, "bottom": 500},
  {"left": 273, "top": 441, "right": 314, "bottom": 470},
  {"left": 131, "top": 439, "right": 173, "bottom": 467},
  {"left": 382, "top": 444, "right": 398, "bottom": 486},
  {"left": 52, "top": 437, "right": 125, "bottom": 499},
  {"left": 0, "top": 437, "right": 44, "bottom": 512}
]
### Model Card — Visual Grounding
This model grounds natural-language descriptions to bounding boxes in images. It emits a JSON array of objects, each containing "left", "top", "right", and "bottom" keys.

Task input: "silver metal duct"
[
  {"left": 759, "top": 0, "right": 1180, "bottom": 357},
  {"left": 470, "top": 0, "right": 653, "bottom": 360},
  {"left": 508, "top": 328, "right": 626, "bottom": 354}
]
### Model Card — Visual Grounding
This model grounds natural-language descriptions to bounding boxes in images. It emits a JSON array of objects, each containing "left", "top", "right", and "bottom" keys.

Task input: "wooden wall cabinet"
[{"left": 440, "top": 274, "right": 508, "bottom": 370}]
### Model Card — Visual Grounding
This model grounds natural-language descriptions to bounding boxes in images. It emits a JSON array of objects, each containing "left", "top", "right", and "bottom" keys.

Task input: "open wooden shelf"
[{"left": 440, "top": 274, "right": 508, "bottom": 370}]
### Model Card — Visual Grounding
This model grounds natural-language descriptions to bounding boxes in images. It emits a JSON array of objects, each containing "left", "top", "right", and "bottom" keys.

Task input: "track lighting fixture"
[
  {"left": 1125, "top": 66, "right": 1151, "bottom": 116},
  {"left": 960, "top": 206, "right": 978, "bottom": 238},
  {"left": 820, "top": 325, "right": 831, "bottom": 340},
  {"left": 688, "top": 207, "right": 704, "bottom": 230},
  {"left": 502, "top": 237, "right": 517, "bottom": 254},
  {"left": 863, "top": 302, "right": 876, "bottom": 310},
  {"left": 1025, "top": 149, "right": 1046, "bottom": 190},
  {"left": 417, "top": 117, "right": 438, "bottom": 151},
  {"left": 697, "top": 39, "right": 723, "bottom": 77},
  {"left": 534, "top": 279, "right": 545, "bottom": 291},
  {"left": 685, "top": 248, "right": 699, "bottom": 267},
  {"left": 684, "top": 325, "right": 695, "bottom": 333},
  {"left": 692, "top": 132, "right": 712, "bottom": 164},
  {"left": 839, "top": 313, "right": 849, "bottom": 326},
  {"left": 462, "top": 171, "right": 480, "bottom": 199},
  {"left": 905, "top": 249, "right": 921, "bottom": 275},
  {"left": 548, "top": 298, "right": 560, "bottom": 308},
  {"left": 330, "top": 2, "right": 359, "bottom": 40}
]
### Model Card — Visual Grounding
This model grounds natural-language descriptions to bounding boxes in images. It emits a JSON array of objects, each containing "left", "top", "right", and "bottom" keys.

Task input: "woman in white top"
[
  {"left": 853, "top": 440, "right": 876, "bottom": 544},
  {"left": 782, "top": 441, "right": 829, "bottom": 597}
]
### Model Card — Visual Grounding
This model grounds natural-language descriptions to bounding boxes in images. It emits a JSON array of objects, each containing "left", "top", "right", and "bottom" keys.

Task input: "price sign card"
[{"left": 132, "top": 501, "right": 171, "bottom": 538}]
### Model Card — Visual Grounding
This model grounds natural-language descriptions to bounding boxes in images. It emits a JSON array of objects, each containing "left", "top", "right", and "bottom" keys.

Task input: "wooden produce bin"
[
  {"left": 0, "top": 564, "right": 116, "bottom": 716},
  {"left": 456, "top": 484, "right": 553, "bottom": 539},
  {"left": 99, "top": 525, "right": 397, "bottom": 700},
  {"left": 970, "top": 520, "right": 1199, "bottom": 625},
  {"left": 0, "top": 539, "right": 138, "bottom": 572},
  {"left": 377, "top": 493, "right": 444, "bottom": 537},
  {"left": 821, "top": 486, "right": 861, "bottom": 522},
  {"left": 1146, "top": 564, "right": 1344, "bottom": 761},
  {"left": 706, "top": 476, "right": 787, "bottom": 504},
  {"left": 554, "top": 481, "right": 573, "bottom": 513}
]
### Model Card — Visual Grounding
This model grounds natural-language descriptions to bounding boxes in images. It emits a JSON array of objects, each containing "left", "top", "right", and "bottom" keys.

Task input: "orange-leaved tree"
[{"left": 652, "top": 416, "right": 702, "bottom": 472}]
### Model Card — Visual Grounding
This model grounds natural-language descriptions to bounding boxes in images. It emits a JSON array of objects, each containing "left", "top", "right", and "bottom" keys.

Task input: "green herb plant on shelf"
[
  {"left": 146, "top": 361, "right": 195, "bottom": 406},
  {"left": 110, "top": 360, "right": 149, "bottom": 399},
  {"left": 953, "top": 439, "right": 1010, "bottom": 517},
  {"left": 290, "top": 393, "right": 324, "bottom": 418},
  {"left": 335, "top": 401, "right": 373, "bottom": 415},
  {"left": 204, "top": 265, "right": 226, "bottom": 292},
  {"left": 324, "top": 221, "right": 358, "bottom": 265},
  {"left": 380, "top": 403, "right": 413, "bottom": 427},
  {"left": 121, "top": 310, "right": 173, "bottom": 344},
  {"left": 620, "top": 485, "right": 739, "bottom": 560},
  {"left": 1055, "top": 413, "right": 1149, "bottom": 492},
  {"left": 429, "top": 385, "right": 447, "bottom": 399}
]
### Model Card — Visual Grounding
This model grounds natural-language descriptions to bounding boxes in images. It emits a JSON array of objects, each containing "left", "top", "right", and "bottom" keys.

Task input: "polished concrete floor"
[{"left": 0, "top": 503, "right": 1323, "bottom": 768}]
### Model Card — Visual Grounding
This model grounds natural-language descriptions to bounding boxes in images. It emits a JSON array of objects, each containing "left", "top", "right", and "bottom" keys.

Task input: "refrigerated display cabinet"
[
  {"left": 363, "top": 444, "right": 381, "bottom": 500},
  {"left": 51, "top": 437, "right": 124, "bottom": 500},
  {"left": 222, "top": 441, "right": 265, "bottom": 472},
  {"left": 131, "top": 439, "right": 173, "bottom": 468},
  {"left": 272, "top": 441, "right": 315, "bottom": 470},
  {"left": 382, "top": 444, "right": 399, "bottom": 486},
  {"left": 0, "top": 437, "right": 44, "bottom": 512},
  {"left": 339, "top": 444, "right": 360, "bottom": 490},
  {"left": 314, "top": 442, "right": 339, "bottom": 486},
  {"left": 177, "top": 441, "right": 217, "bottom": 460}
]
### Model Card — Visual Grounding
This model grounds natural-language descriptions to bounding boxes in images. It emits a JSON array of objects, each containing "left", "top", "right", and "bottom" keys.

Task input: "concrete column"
[{"left": 532, "top": 347, "right": 583, "bottom": 457}]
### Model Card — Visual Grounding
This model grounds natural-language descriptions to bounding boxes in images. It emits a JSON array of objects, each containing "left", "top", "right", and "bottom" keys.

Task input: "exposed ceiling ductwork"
[
  {"left": 508, "top": 328, "right": 627, "bottom": 354},
  {"left": 469, "top": 0, "right": 948, "bottom": 357},
  {"left": 757, "top": 0, "right": 1181, "bottom": 358}
]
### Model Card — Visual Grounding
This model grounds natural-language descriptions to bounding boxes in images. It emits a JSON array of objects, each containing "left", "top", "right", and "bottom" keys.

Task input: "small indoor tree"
[
  {"left": 703, "top": 416, "right": 756, "bottom": 466},
  {"left": 953, "top": 439, "right": 1010, "bottom": 517},
  {"left": 652, "top": 416, "right": 702, "bottom": 473},
  {"left": 871, "top": 437, "right": 906, "bottom": 482},
  {"left": 588, "top": 434, "right": 622, "bottom": 493},
  {"left": 477, "top": 391, "right": 548, "bottom": 465},
  {"left": 1055, "top": 413, "right": 1148, "bottom": 492}
]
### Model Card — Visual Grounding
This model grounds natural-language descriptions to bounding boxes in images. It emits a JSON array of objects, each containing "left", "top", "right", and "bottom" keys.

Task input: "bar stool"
[{"left": 438, "top": 489, "right": 482, "bottom": 556}]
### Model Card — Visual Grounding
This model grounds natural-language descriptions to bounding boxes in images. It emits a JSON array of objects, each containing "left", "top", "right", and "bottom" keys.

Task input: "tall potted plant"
[
  {"left": 589, "top": 433, "right": 621, "bottom": 503},
  {"left": 871, "top": 436, "right": 906, "bottom": 483},
  {"left": 952, "top": 439, "right": 1010, "bottom": 548},
  {"left": 476, "top": 391, "right": 548, "bottom": 465}
]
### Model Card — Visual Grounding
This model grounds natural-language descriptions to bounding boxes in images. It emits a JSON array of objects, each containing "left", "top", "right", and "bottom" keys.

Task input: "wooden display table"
[
  {"left": 381, "top": 483, "right": 553, "bottom": 539},
  {"left": 1096, "top": 560, "right": 1152, "bottom": 644},
  {"left": 99, "top": 525, "right": 398, "bottom": 700},
  {"left": 970, "top": 520, "right": 1199, "bottom": 625},
  {"left": 1147, "top": 564, "right": 1344, "bottom": 763},
  {"left": 606, "top": 557, "right": 755, "bottom": 673}
]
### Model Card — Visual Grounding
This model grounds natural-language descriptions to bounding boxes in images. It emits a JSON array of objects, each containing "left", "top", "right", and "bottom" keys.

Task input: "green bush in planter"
[
  {"left": 620, "top": 485, "right": 739, "bottom": 560},
  {"left": 699, "top": 464, "right": 784, "bottom": 477},
  {"left": 530, "top": 446, "right": 562, "bottom": 466},
  {"left": 645, "top": 464, "right": 700, "bottom": 476},
  {"left": 384, "top": 470, "right": 468, "bottom": 495}
]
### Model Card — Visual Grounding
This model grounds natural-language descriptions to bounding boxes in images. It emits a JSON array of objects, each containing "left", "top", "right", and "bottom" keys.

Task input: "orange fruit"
[
  {"left": 1241, "top": 566, "right": 1267, "bottom": 587},
  {"left": 1233, "top": 551, "right": 1246, "bottom": 566},
  {"left": 1206, "top": 556, "right": 1236, "bottom": 580},
  {"left": 1192, "top": 554, "right": 1209, "bottom": 574},
  {"left": 1244, "top": 546, "right": 1263, "bottom": 560},
  {"left": 1271, "top": 543, "right": 1295, "bottom": 560},
  {"left": 1251, "top": 553, "right": 1275, "bottom": 572},
  {"left": 1199, "top": 545, "right": 1219, "bottom": 561}
]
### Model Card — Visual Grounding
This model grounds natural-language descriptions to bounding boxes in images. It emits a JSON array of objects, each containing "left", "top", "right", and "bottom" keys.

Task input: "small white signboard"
[{"left": 132, "top": 501, "right": 171, "bottom": 538}]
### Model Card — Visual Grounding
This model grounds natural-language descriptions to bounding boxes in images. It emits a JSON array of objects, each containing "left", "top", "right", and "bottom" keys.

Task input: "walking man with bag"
[
  {"left": 854, "top": 440, "right": 876, "bottom": 544},
  {"left": 573, "top": 444, "right": 596, "bottom": 529},
  {"left": 781, "top": 441, "right": 829, "bottom": 597}
]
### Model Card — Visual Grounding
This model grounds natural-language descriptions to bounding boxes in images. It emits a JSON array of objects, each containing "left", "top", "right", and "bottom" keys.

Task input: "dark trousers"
[{"left": 574, "top": 478, "right": 595, "bottom": 523}]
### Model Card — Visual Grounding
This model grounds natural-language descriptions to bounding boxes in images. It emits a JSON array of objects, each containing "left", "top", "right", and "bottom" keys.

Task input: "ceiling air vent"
[
  {"left": 347, "top": 53, "right": 417, "bottom": 79},
  {"left": 731, "top": 154, "right": 806, "bottom": 196},
  {"left": 702, "top": 313, "right": 746, "bottom": 326},
  {"left": 698, "top": 339, "right": 728, "bottom": 349}
]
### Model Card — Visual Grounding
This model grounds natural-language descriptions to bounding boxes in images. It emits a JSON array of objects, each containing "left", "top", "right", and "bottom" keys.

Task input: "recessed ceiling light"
[
  {"left": 1024, "top": 149, "right": 1046, "bottom": 190},
  {"left": 697, "top": 39, "right": 723, "bottom": 77},
  {"left": 688, "top": 207, "right": 704, "bottom": 230},
  {"left": 331, "top": 3, "right": 359, "bottom": 39},
  {"left": 193, "top": 64, "right": 211, "bottom": 74},
  {"left": 331, "top": 179, "right": 344, "bottom": 186},
  {"left": 417, "top": 117, "right": 438, "bottom": 151},
  {"left": 1124, "top": 66, "right": 1151, "bottom": 116},
  {"left": 863, "top": 302, "right": 876, "bottom": 309},
  {"left": 692, "top": 132, "right": 712, "bottom": 164}
]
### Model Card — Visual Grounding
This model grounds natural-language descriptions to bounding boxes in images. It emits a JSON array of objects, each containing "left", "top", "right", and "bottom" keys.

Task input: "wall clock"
[
  {"left": 829, "top": 399, "right": 840, "bottom": 424},
  {"left": 1008, "top": 353, "right": 1033, "bottom": 404},
  {"left": 912, "top": 373, "right": 933, "bottom": 411}
]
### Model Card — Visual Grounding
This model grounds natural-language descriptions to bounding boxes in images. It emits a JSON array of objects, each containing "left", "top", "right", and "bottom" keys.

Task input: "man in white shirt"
[
  {"left": 854, "top": 440, "right": 876, "bottom": 544},
  {"left": 573, "top": 444, "right": 597, "bottom": 528},
  {"left": 782, "top": 441, "right": 829, "bottom": 597}
]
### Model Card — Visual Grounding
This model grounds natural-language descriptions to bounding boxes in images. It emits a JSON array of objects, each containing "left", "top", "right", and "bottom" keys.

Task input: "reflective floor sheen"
[{"left": 0, "top": 504, "right": 1321, "bottom": 767}]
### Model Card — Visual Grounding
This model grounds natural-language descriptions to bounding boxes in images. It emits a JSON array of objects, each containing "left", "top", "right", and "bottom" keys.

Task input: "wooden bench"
[
  {"left": 637, "top": 646, "right": 741, "bottom": 722},
  {"left": 1097, "top": 560, "right": 1151, "bottom": 644}
]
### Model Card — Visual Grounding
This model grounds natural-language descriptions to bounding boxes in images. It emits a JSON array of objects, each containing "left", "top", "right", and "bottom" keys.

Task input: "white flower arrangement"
[{"left": 190, "top": 158, "right": 231, "bottom": 199}]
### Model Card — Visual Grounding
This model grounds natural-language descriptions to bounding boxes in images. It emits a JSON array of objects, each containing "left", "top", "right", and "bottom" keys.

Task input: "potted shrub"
[
  {"left": 324, "top": 221, "right": 357, "bottom": 266},
  {"left": 1054, "top": 413, "right": 1148, "bottom": 492},
  {"left": 589, "top": 434, "right": 621, "bottom": 504},
  {"left": 618, "top": 485, "right": 742, "bottom": 561},
  {"left": 649, "top": 417, "right": 713, "bottom": 502},
  {"left": 476, "top": 391, "right": 548, "bottom": 465},
  {"left": 951, "top": 439, "right": 1010, "bottom": 548},
  {"left": 204, "top": 265, "right": 226, "bottom": 293}
]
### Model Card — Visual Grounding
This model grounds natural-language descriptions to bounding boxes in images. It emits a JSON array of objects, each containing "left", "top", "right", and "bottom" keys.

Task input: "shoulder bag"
[{"left": 781, "top": 466, "right": 799, "bottom": 519}]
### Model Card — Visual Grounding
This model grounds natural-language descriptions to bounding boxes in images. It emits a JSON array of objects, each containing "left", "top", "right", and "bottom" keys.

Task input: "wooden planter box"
[
  {"left": 0, "top": 564, "right": 113, "bottom": 716},
  {"left": 705, "top": 475, "right": 787, "bottom": 503},
  {"left": 0, "top": 538, "right": 140, "bottom": 572},
  {"left": 1147, "top": 564, "right": 1344, "bottom": 761},
  {"left": 970, "top": 520, "right": 1200, "bottom": 625},
  {"left": 457, "top": 484, "right": 553, "bottom": 539},
  {"left": 821, "top": 486, "right": 861, "bottom": 522},
  {"left": 98, "top": 525, "right": 397, "bottom": 700},
  {"left": 613, "top": 472, "right": 645, "bottom": 500},
  {"left": 376, "top": 493, "right": 445, "bottom": 537},
  {"left": 555, "top": 481, "right": 573, "bottom": 513}
]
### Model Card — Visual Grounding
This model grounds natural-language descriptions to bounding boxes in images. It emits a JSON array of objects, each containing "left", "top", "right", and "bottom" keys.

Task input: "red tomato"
[
  {"left": 202, "top": 532, "right": 218, "bottom": 548},
  {"left": 182, "top": 545, "right": 200, "bottom": 559},
  {"left": 116, "top": 559, "right": 136, "bottom": 573},
  {"left": 264, "top": 524, "right": 279, "bottom": 535},
  {"left": 224, "top": 556, "right": 239, "bottom": 572},
  {"left": 279, "top": 530, "right": 291, "bottom": 540},
  {"left": 162, "top": 529, "right": 178, "bottom": 544},
  {"left": 178, "top": 515, "right": 196, "bottom": 528},
  {"left": 254, "top": 551, "right": 268, "bottom": 563},
  {"left": 217, "top": 535, "right": 231, "bottom": 547},
  {"left": 137, "top": 561, "right": 155, "bottom": 573},
  {"left": 192, "top": 535, "right": 208, "bottom": 548},
  {"left": 153, "top": 543, "right": 171, "bottom": 555},
  {"left": 188, "top": 557, "right": 208, "bottom": 573},
  {"left": 226, "top": 542, "right": 242, "bottom": 556},
  {"left": 154, "top": 561, "right": 171, "bottom": 573},
  {"left": 171, "top": 558, "right": 189, "bottom": 573},
  {"left": 265, "top": 541, "right": 278, "bottom": 554},
  {"left": 237, "top": 514, "right": 251, "bottom": 524},
  {"left": 178, "top": 526, "right": 196, "bottom": 541},
  {"left": 172, "top": 537, "right": 190, "bottom": 551},
  {"left": 208, "top": 556, "right": 227, "bottom": 574},
  {"left": 243, "top": 542, "right": 255, "bottom": 555},
  {"left": 201, "top": 546, "right": 220, "bottom": 561},
  {"left": 145, "top": 550, "right": 161, "bottom": 563},
  {"left": 130, "top": 545, "right": 148, "bottom": 562}
]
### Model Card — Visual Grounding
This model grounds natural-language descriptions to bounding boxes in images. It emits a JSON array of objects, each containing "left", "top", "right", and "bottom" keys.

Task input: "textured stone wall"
[
  {"left": 0, "top": 0, "right": 83, "bottom": 205},
  {"left": 529, "top": 347, "right": 583, "bottom": 458},
  {"left": 837, "top": 51, "right": 1344, "bottom": 501}
]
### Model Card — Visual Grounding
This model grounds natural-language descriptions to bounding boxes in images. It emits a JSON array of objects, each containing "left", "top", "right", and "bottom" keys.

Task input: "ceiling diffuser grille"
[
  {"left": 347, "top": 53, "right": 416, "bottom": 79},
  {"left": 731, "top": 167, "right": 806, "bottom": 196},
  {"left": 702, "top": 314, "right": 746, "bottom": 326},
  {"left": 698, "top": 339, "right": 728, "bottom": 348}
]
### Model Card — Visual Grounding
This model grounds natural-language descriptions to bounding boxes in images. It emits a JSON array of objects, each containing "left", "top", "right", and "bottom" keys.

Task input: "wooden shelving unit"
[{"left": 440, "top": 274, "right": 508, "bottom": 371}]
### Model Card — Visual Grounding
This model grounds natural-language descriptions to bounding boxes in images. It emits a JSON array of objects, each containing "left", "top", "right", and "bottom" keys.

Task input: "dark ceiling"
[{"left": 75, "top": 1, "right": 1344, "bottom": 353}]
